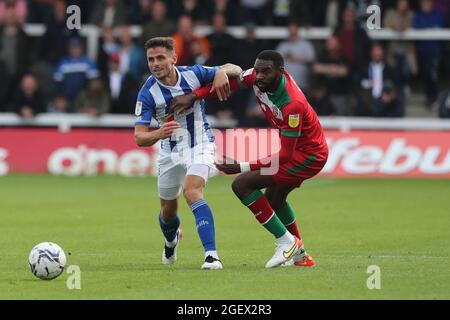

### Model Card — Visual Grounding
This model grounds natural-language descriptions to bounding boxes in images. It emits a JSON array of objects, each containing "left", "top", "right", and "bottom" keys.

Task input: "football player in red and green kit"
[{"left": 170, "top": 50, "right": 328, "bottom": 268}]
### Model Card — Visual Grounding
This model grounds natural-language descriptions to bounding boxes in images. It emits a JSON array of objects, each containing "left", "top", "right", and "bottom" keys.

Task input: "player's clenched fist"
[
  {"left": 215, "top": 155, "right": 242, "bottom": 174},
  {"left": 215, "top": 163, "right": 241, "bottom": 174},
  {"left": 158, "top": 121, "right": 181, "bottom": 139}
]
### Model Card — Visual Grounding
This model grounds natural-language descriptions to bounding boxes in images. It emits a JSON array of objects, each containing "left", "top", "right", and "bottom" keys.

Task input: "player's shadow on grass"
[
  {"left": 16, "top": 278, "right": 67, "bottom": 283},
  {"left": 79, "top": 263, "right": 264, "bottom": 272}
]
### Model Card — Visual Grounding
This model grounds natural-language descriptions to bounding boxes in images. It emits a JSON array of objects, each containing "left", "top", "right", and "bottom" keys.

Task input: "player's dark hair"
[
  {"left": 145, "top": 37, "right": 175, "bottom": 52},
  {"left": 256, "top": 50, "right": 285, "bottom": 68}
]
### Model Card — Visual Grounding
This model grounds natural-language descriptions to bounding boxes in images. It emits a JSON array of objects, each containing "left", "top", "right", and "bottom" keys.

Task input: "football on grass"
[{"left": 28, "top": 242, "right": 66, "bottom": 280}]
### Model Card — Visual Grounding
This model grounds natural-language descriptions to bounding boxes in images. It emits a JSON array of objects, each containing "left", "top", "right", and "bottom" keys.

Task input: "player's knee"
[
  {"left": 183, "top": 187, "right": 203, "bottom": 206},
  {"left": 231, "top": 176, "right": 247, "bottom": 198}
]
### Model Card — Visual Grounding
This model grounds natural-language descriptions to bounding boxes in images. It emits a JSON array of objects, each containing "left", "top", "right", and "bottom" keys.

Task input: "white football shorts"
[{"left": 157, "top": 142, "right": 218, "bottom": 200}]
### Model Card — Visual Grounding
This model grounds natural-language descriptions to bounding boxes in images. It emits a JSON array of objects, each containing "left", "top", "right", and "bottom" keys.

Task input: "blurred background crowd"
[{"left": 1, "top": 0, "right": 450, "bottom": 126}]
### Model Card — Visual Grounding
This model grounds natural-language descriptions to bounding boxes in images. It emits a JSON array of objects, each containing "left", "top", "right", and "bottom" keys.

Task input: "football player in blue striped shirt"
[{"left": 134, "top": 37, "right": 241, "bottom": 269}]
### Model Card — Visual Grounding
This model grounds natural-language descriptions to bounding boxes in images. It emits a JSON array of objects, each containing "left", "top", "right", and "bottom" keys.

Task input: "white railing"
[
  {"left": 0, "top": 113, "right": 238, "bottom": 131},
  {"left": 1, "top": 113, "right": 449, "bottom": 132},
  {"left": 23, "top": 24, "right": 450, "bottom": 60},
  {"left": 319, "top": 117, "right": 450, "bottom": 131}
]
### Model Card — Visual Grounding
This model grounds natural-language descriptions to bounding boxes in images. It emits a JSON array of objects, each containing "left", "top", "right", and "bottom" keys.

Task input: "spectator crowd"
[{"left": 1, "top": 0, "right": 450, "bottom": 124}]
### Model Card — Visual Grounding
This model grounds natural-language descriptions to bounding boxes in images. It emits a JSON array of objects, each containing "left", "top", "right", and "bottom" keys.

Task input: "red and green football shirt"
[
  {"left": 237, "top": 68, "right": 328, "bottom": 157},
  {"left": 193, "top": 68, "right": 328, "bottom": 180}
]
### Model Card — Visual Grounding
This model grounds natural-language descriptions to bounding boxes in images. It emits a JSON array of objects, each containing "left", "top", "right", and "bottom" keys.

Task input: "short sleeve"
[
  {"left": 281, "top": 102, "right": 303, "bottom": 138},
  {"left": 236, "top": 68, "right": 256, "bottom": 89},
  {"left": 191, "top": 64, "right": 220, "bottom": 86},
  {"left": 134, "top": 87, "right": 155, "bottom": 127}
]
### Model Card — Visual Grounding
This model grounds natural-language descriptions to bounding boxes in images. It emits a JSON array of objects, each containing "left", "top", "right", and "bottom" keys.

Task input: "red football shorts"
[{"left": 271, "top": 150, "right": 328, "bottom": 188}]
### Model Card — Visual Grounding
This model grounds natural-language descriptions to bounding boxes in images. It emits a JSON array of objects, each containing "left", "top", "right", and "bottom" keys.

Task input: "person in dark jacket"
[
  {"left": 104, "top": 52, "right": 139, "bottom": 114},
  {"left": 413, "top": 0, "right": 444, "bottom": 107},
  {"left": 359, "top": 43, "right": 403, "bottom": 117},
  {"left": 333, "top": 5, "right": 371, "bottom": 76},
  {"left": 41, "top": 0, "right": 78, "bottom": 66},
  {"left": 206, "top": 13, "right": 237, "bottom": 66},
  {"left": 139, "top": 0, "right": 176, "bottom": 47},
  {"left": 13, "top": 74, "right": 46, "bottom": 118},
  {"left": 0, "top": 60, "right": 9, "bottom": 111},
  {"left": 0, "top": 11, "right": 31, "bottom": 110}
]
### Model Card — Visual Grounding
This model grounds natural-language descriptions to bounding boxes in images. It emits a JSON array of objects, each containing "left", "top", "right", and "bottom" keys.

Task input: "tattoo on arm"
[{"left": 220, "top": 63, "right": 243, "bottom": 78}]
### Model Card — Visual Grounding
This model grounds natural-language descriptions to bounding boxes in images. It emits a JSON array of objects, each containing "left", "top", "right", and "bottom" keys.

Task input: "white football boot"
[
  {"left": 162, "top": 229, "right": 182, "bottom": 265},
  {"left": 201, "top": 255, "right": 223, "bottom": 270},
  {"left": 265, "top": 236, "right": 302, "bottom": 268}
]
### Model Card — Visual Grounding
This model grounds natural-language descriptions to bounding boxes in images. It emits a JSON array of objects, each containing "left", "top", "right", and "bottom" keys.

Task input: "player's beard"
[
  {"left": 264, "top": 74, "right": 282, "bottom": 93},
  {"left": 153, "top": 65, "right": 176, "bottom": 84},
  {"left": 153, "top": 68, "right": 168, "bottom": 80}
]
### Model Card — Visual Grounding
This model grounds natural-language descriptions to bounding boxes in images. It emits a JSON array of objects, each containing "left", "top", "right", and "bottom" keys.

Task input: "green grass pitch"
[{"left": 0, "top": 175, "right": 449, "bottom": 299}]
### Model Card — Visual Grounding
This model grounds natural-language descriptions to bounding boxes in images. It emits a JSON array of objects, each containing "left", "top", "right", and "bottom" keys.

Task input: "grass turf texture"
[{"left": 0, "top": 175, "right": 449, "bottom": 300}]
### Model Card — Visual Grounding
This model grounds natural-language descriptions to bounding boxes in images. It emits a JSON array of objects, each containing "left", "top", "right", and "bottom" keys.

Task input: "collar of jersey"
[
  {"left": 267, "top": 74, "right": 290, "bottom": 109},
  {"left": 155, "top": 66, "right": 181, "bottom": 88}
]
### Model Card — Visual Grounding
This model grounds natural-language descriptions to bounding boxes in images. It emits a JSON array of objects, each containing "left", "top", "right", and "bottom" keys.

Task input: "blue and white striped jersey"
[{"left": 134, "top": 65, "right": 219, "bottom": 151}]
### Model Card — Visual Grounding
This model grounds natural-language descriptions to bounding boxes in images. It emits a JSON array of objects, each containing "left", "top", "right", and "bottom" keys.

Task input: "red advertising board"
[
  {"left": 0, "top": 128, "right": 449, "bottom": 177},
  {"left": 0, "top": 128, "right": 158, "bottom": 176},
  {"left": 324, "top": 131, "right": 450, "bottom": 177}
]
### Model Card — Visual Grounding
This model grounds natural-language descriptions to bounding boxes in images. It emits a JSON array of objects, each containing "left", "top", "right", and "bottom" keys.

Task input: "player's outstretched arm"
[
  {"left": 134, "top": 121, "right": 180, "bottom": 147},
  {"left": 194, "top": 77, "right": 242, "bottom": 100},
  {"left": 169, "top": 65, "right": 248, "bottom": 115},
  {"left": 169, "top": 75, "right": 248, "bottom": 116},
  {"left": 196, "top": 67, "right": 256, "bottom": 101},
  {"left": 215, "top": 134, "right": 298, "bottom": 174}
]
